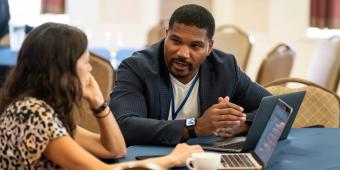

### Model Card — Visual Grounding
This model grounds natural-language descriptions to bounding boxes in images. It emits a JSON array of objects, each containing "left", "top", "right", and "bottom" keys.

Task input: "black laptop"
[
  {"left": 200, "top": 91, "right": 305, "bottom": 153},
  {"left": 218, "top": 98, "right": 293, "bottom": 169}
]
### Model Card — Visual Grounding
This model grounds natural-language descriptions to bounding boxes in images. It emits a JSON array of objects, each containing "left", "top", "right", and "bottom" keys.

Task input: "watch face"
[{"left": 186, "top": 118, "right": 196, "bottom": 126}]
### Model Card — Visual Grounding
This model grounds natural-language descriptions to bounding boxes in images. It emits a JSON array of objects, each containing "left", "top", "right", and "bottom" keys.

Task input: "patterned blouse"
[{"left": 0, "top": 97, "right": 69, "bottom": 169}]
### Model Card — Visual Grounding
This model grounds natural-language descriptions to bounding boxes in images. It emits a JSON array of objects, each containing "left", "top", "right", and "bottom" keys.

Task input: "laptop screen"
[{"left": 254, "top": 99, "right": 292, "bottom": 165}]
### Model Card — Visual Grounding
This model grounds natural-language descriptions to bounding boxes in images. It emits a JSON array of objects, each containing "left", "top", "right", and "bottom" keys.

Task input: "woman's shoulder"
[
  {"left": 0, "top": 97, "right": 67, "bottom": 170},
  {"left": 2, "top": 96, "right": 68, "bottom": 138},
  {"left": 11, "top": 97, "right": 54, "bottom": 113},
  {"left": 16, "top": 96, "right": 51, "bottom": 106}
]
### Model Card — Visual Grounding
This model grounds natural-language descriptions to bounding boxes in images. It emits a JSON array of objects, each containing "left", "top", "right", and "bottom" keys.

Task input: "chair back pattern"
[{"left": 265, "top": 77, "right": 340, "bottom": 128}]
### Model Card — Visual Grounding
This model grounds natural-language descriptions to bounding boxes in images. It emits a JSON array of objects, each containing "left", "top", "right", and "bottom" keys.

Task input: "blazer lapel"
[
  {"left": 199, "top": 61, "right": 216, "bottom": 115},
  {"left": 159, "top": 74, "right": 171, "bottom": 120},
  {"left": 158, "top": 48, "right": 171, "bottom": 120}
]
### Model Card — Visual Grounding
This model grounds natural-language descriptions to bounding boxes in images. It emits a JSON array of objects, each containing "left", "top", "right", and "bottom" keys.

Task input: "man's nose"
[{"left": 176, "top": 45, "right": 189, "bottom": 58}]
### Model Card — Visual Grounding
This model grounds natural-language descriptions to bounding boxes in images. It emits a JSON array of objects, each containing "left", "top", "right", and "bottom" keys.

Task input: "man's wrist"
[
  {"left": 186, "top": 118, "right": 197, "bottom": 138},
  {"left": 238, "top": 121, "right": 251, "bottom": 135},
  {"left": 187, "top": 124, "right": 197, "bottom": 138},
  {"left": 181, "top": 128, "right": 190, "bottom": 142}
]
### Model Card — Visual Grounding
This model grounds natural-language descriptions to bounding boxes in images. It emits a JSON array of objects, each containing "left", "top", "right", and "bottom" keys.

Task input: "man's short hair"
[{"left": 168, "top": 4, "right": 215, "bottom": 40}]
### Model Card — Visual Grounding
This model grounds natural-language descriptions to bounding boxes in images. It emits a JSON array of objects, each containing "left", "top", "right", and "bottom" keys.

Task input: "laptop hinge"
[{"left": 251, "top": 152, "right": 265, "bottom": 166}]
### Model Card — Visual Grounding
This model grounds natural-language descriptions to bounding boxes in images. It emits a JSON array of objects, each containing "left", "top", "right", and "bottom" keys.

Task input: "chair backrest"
[
  {"left": 264, "top": 77, "right": 340, "bottom": 128},
  {"left": 0, "top": 33, "right": 9, "bottom": 46},
  {"left": 73, "top": 52, "right": 115, "bottom": 133},
  {"left": 256, "top": 43, "right": 295, "bottom": 85},
  {"left": 307, "top": 36, "right": 340, "bottom": 92},
  {"left": 213, "top": 25, "right": 252, "bottom": 70},
  {"left": 146, "top": 20, "right": 166, "bottom": 47}
]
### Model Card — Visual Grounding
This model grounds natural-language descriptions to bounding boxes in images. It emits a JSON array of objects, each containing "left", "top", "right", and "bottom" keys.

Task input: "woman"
[{"left": 0, "top": 22, "right": 202, "bottom": 170}]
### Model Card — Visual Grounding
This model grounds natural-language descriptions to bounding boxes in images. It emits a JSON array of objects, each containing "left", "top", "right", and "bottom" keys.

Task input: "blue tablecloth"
[
  {"left": 110, "top": 48, "right": 138, "bottom": 69},
  {"left": 120, "top": 128, "right": 340, "bottom": 170},
  {"left": 0, "top": 47, "right": 138, "bottom": 67},
  {"left": 0, "top": 47, "right": 18, "bottom": 66}
]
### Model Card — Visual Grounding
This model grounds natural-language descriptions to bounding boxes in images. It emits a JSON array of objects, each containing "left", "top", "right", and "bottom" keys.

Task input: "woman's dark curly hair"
[{"left": 0, "top": 22, "right": 88, "bottom": 134}]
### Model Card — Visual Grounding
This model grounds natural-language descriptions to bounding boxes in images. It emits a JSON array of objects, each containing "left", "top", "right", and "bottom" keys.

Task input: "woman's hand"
[
  {"left": 82, "top": 74, "right": 104, "bottom": 109},
  {"left": 167, "top": 143, "right": 203, "bottom": 166},
  {"left": 116, "top": 143, "right": 203, "bottom": 169}
]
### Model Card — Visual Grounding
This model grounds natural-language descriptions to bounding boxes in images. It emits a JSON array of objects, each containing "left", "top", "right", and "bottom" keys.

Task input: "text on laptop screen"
[{"left": 254, "top": 101, "right": 290, "bottom": 165}]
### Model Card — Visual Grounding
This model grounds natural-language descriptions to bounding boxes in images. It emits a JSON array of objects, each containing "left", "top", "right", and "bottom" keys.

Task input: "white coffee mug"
[{"left": 186, "top": 152, "right": 220, "bottom": 170}]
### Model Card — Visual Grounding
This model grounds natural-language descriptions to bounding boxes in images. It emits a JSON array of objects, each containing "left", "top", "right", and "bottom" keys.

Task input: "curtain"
[
  {"left": 41, "top": 0, "right": 65, "bottom": 14},
  {"left": 310, "top": 0, "right": 340, "bottom": 29}
]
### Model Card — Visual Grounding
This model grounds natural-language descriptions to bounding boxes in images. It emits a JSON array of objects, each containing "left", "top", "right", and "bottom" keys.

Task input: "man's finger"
[
  {"left": 220, "top": 101, "right": 244, "bottom": 112},
  {"left": 214, "top": 128, "right": 234, "bottom": 137},
  {"left": 214, "top": 120, "right": 242, "bottom": 127},
  {"left": 215, "top": 108, "right": 246, "bottom": 118},
  {"left": 218, "top": 96, "right": 229, "bottom": 103},
  {"left": 216, "top": 114, "right": 246, "bottom": 121}
]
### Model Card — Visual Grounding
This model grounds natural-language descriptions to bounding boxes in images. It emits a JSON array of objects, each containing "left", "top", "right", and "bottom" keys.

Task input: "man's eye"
[
  {"left": 192, "top": 44, "right": 202, "bottom": 48},
  {"left": 172, "top": 39, "right": 180, "bottom": 44}
]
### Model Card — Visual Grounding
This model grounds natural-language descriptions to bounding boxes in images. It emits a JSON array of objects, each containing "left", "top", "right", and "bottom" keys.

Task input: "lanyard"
[{"left": 170, "top": 75, "right": 199, "bottom": 120}]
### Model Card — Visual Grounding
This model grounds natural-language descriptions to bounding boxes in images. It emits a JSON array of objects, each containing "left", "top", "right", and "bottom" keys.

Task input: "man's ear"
[
  {"left": 208, "top": 39, "right": 214, "bottom": 54},
  {"left": 164, "top": 29, "right": 170, "bottom": 40}
]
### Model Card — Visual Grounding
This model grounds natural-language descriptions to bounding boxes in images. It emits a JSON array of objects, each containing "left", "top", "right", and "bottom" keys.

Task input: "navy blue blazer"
[{"left": 110, "top": 40, "right": 271, "bottom": 146}]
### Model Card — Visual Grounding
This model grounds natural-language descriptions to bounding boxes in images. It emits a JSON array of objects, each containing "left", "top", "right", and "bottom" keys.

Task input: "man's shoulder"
[
  {"left": 120, "top": 40, "right": 164, "bottom": 74},
  {"left": 128, "top": 40, "right": 162, "bottom": 61},
  {"left": 210, "top": 48, "right": 236, "bottom": 61},
  {"left": 206, "top": 49, "right": 238, "bottom": 68}
]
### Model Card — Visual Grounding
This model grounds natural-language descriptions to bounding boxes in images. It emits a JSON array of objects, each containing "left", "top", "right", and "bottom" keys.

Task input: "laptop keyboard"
[
  {"left": 221, "top": 154, "right": 255, "bottom": 168},
  {"left": 216, "top": 141, "right": 245, "bottom": 149}
]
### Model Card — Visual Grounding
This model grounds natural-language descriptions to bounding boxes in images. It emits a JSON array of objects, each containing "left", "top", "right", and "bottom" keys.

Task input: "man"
[
  {"left": 0, "top": 0, "right": 10, "bottom": 44},
  {"left": 110, "top": 4, "right": 271, "bottom": 146}
]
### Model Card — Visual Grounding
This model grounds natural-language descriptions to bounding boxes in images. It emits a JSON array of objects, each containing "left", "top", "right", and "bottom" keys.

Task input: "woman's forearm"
[{"left": 95, "top": 107, "right": 127, "bottom": 158}]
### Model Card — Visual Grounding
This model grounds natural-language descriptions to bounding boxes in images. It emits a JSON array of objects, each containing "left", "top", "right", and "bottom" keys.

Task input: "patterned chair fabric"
[{"left": 265, "top": 77, "right": 340, "bottom": 128}]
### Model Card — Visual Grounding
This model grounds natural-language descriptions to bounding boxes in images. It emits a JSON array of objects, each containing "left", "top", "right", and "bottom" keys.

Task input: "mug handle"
[{"left": 186, "top": 157, "right": 195, "bottom": 170}]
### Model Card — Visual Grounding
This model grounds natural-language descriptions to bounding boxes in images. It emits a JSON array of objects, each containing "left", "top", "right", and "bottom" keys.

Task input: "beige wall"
[
  {"left": 213, "top": 0, "right": 318, "bottom": 81},
  {"left": 67, "top": 0, "right": 159, "bottom": 48},
  {"left": 67, "top": 0, "right": 335, "bottom": 91},
  {"left": 160, "top": 0, "right": 212, "bottom": 22}
]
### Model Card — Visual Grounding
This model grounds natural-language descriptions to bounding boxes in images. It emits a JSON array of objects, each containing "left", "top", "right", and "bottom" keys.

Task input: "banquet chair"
[
  {"left": 307, "top": 36, "right": 340, "bottom": 92},
  {"left": 146, "top": 20, "right": 166, "bottom": 47},
  {"left": 0, "top": 33, "right": 9, "bottom": 46},
  {"left": 264, "top": 77, "right": 340, "bottom": 128},
  {"left": 213, "top": 25, "right": 252, "bottom": 70},
  {"left": 73, "top": 52, "right": 115, "bottom": 133},
  {"left": 256, "top": 43, "right": 295, "bottom": 85}
]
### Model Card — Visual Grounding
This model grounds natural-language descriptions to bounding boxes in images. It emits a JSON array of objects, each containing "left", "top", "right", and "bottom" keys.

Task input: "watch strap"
[{"left": 187, "top": 125, "right": 197, "bottom": 138}]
